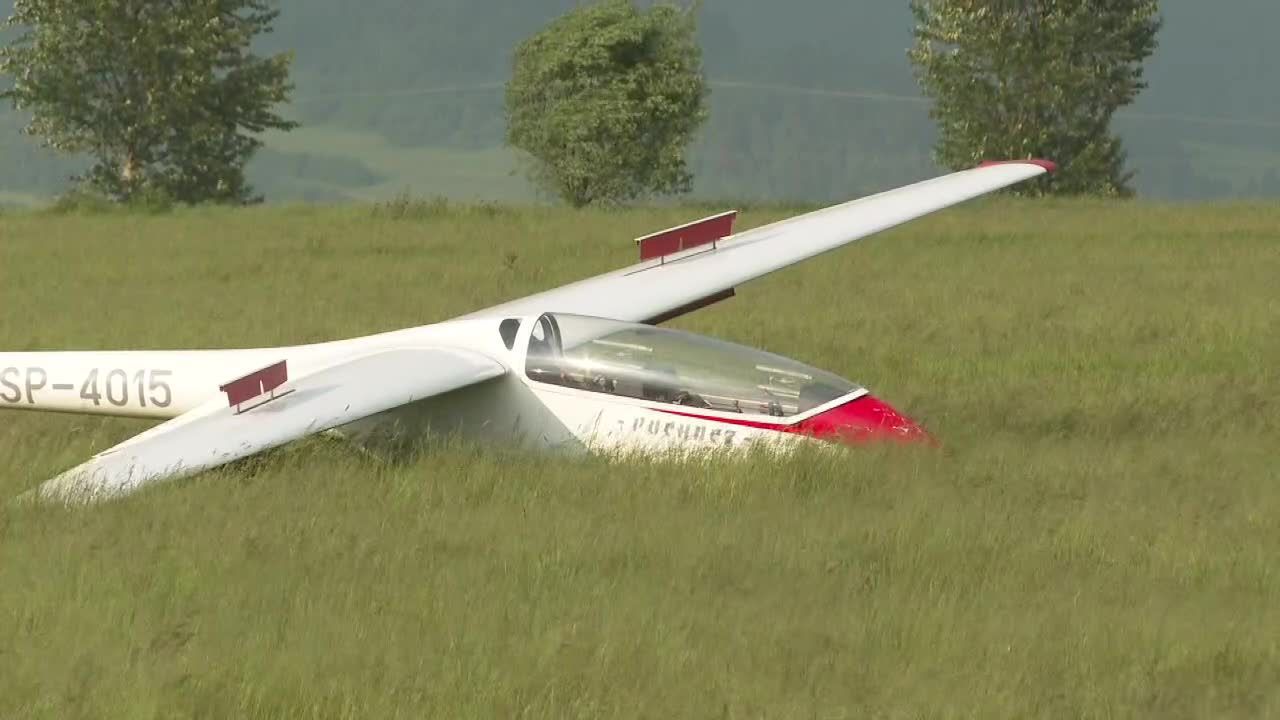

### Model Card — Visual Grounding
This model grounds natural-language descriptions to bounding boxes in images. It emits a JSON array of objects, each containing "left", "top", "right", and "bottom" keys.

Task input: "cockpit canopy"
[{"left": 524, "top": 313, "right": 861, "bottom": 419}]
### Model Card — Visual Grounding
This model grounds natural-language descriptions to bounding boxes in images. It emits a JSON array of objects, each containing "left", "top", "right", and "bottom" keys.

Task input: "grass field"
[{"left": 1, "top": 198, "right": 1278, "bottom": 718}]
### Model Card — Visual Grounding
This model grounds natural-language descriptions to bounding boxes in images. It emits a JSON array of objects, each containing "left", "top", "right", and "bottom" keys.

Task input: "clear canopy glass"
[{"left": 525, "top": 313, "right": 860, "bottom": 418}]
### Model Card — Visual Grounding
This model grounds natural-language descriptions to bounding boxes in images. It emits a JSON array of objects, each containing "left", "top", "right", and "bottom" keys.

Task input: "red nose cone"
[{"left": 794, "top": 394, "right": 932, "bottom": 445}]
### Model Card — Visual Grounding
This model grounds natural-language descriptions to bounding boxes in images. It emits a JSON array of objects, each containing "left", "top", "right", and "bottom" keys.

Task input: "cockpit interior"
[{"left": 523, "top": 313, "right": 860, "bottom": 419}]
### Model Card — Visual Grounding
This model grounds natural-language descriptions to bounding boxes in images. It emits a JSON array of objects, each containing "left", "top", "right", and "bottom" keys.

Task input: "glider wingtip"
[{"left": 978, "top": 158, "right": 1058, "bottom": 174}]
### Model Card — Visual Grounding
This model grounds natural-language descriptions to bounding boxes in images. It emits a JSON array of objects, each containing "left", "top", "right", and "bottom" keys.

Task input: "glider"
[{"left": 2, "top": 160, "right": 1054, "bottom": 503}]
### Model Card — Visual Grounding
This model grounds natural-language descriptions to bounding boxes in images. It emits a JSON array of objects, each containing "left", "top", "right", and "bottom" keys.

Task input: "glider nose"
[{"left": 797, "top": 394, "right": 933, "bottom": 445}]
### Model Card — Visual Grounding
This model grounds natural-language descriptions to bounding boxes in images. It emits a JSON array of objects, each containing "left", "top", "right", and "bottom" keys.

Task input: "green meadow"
[{"left": 1, "top": 199, "right": 1277, "bottom": 718}]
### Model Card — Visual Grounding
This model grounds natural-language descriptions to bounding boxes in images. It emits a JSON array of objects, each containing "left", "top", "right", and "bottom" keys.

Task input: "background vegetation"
[
  {"left": 0, "top": 0, "right": 295, "bottom": 204},
  {"left": 506, "top": 0, "right": 708, "bottom": 206},
  {"left": 910, "top": 0, "right": 1161, "bottom": 196},
  {"left": 2, "top": 0, "right": 1279, "bottom": 205},
  {"left": 2, "top": 201, "right": 1277, "bottom": 717}
]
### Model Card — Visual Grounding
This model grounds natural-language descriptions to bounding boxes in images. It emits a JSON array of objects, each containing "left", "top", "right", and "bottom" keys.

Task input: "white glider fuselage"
[
  {"left": 4, "top": 160, "right": 1056, "bottom": 502},
  {"left": 0, "top": 315, "right": 888, "bottom": 456},
  {"left": 0, "top": 322, "right": 488, "bottom": 420}
]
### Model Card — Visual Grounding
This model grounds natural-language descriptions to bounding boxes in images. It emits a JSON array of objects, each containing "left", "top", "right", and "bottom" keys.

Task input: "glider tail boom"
[{"left": 0, "top": 349, "right": 281, "bottom": 419}]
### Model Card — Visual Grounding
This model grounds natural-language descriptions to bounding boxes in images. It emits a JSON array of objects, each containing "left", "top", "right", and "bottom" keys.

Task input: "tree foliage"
[
  {"left": 909, "top": 0, "right": 1161, "bottom": 196},
  {"left": 1, "top": 0, "right": 298, "bottom": 204},
  {"left": 505, "top": 0, "right": 709, "bottom": 207}
]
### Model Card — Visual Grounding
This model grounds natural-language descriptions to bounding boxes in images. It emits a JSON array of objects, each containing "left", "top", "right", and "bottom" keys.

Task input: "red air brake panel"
[
  {"left": 636, "top": 210, "right": 737, "bottom": 261},
  {"left": 220, "top": 360, "right": 289, "bottom": 408}
]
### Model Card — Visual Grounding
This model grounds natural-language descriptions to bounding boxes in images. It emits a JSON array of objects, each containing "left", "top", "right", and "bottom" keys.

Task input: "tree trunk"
[{"left": 121, "top": 153, "right": 140, "bottom": 184}]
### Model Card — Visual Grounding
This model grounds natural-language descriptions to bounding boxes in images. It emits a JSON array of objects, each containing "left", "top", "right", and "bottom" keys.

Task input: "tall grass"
[{"left": 1, "top": 199, "right": 1277, "bottom": 718}]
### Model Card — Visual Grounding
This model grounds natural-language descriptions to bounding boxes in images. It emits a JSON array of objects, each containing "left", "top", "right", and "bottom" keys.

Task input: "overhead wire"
[{"left": 290, "top": 79, "right": 1280, "bottom": 131}]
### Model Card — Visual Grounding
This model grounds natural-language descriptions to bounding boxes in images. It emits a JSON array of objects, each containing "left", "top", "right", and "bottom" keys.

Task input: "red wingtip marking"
[
  {"left": 221, "top": 360, "right": 288, "bottom": 407},
  {"left": 978, "top": 158, "right": 1058, "bottom": 173}
]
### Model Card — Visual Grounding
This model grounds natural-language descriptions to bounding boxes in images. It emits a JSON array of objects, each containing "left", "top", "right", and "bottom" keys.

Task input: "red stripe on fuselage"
[{"left": 658, "top": 394, "right": 932, "bottom": 445}]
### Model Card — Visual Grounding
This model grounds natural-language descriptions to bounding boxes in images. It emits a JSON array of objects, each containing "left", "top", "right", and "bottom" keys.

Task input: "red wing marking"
[
  {"left": 221, "top": 361, "right": 290, "bottom": 411},
  {"left": 978, "top": 158, "right": 1058, "bottom": 173},
  {"left": 635, "top": 210, "right": 737, "bottom": 261}
]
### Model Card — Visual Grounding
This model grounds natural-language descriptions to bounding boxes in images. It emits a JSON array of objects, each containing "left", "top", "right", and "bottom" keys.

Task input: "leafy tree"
[
  {"left": 1, "top": 0, "right": 298, "bottom": 204},
  {"left": 908, "top": 0, "right": 1161, "bottom": 196},
  {"left": 505, "top": 0, "right": 709, "bottom": 207}
]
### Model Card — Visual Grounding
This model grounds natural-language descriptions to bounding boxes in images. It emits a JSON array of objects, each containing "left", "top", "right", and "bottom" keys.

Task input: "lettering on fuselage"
[
  {"left": 620, "top": 416, "right": 738, "bottom": 447},
  {"left": 0, "top": 367, "right": 173, "bottom": 409}
]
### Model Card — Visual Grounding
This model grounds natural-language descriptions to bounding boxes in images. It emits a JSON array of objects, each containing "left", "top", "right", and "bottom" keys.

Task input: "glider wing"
[
  {"left": 470, "top": 160, "right": 1054, "bottom": 324},
  {"left": 32, "top": 347, "right": 505, "bottom": 503}
]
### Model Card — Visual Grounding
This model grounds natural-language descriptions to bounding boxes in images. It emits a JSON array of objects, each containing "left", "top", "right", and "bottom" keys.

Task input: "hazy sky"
[{"left": 1, "top": 0, "right": 1276, "bottom": 201}]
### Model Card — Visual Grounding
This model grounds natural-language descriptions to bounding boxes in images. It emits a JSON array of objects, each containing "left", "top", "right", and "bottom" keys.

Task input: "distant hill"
[{"left": 1, "top": 0, "right": 1277, "bottom": 204}]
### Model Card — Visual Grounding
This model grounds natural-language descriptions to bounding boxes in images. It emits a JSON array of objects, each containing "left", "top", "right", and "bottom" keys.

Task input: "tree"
[
  {"left": 505, "top": 0, "right": 709, "bottom": 207},
  {"left": 908, "top": 0, "right": 1161, "bottom": 197},
  {"left": 1, "top": 0, "right": 298, "bottom": 204}
]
